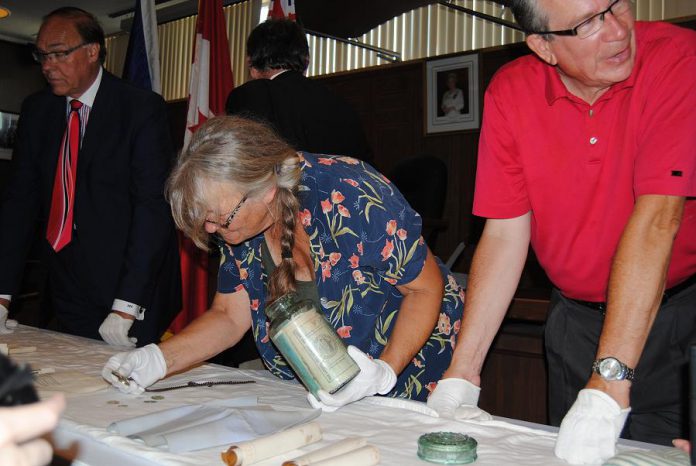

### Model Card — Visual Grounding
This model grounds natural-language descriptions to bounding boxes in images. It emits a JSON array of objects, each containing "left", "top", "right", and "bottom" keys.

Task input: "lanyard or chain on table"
[
  {"left": 145, "top": 380, "right": 255, "bottom": 392},
  {"left": 110, "top": 371, "right": 255, "bottom": 392}
]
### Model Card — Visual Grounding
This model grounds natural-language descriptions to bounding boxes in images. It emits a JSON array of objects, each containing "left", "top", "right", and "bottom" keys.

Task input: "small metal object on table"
[{"left": 110, "top": 370, "right": 255, "bottom": 392}]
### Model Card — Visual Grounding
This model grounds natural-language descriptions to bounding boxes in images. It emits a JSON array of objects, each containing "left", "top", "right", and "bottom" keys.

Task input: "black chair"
[{"left": 388, "top": 155, "right": 448, "bottom": 249}]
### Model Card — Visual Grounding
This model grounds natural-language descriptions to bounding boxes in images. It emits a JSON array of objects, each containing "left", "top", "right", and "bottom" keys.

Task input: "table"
[{"left": 2, "top": 325, "right": 657, "bottom": 466}]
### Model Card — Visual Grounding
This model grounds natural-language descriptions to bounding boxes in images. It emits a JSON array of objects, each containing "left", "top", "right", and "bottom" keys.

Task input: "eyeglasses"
[
  {"left": 529, "top": 0, "right": 632, "bottom": 39},
  {"left": 32, "top": 42, "right": 91, "bottom": 64},
  {"left": 205, "top": 194, "right": 248, "bottom": 230}
]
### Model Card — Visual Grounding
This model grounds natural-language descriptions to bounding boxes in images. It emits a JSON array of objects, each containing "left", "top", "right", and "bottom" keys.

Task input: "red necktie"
[{"left": 46, "top": 99, "right": 83, "bottom": 252}]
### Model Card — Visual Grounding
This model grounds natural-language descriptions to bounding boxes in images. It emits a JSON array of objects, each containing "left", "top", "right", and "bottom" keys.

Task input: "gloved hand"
[
  {"left": 101, "top": 344, "right": 167, "bottom": 395},
  {"left": 307, "top": 346, "right": 397, "bottom": 412},
  {"left": 427, "top": 378, "right": 492, "bottom": 421},
  {"left": 98, "top": 312, "right": 137, "bottom": 347},
  {"left": 0, "top": 303, "right": 18, "bottom": 335},
  {"left": 555, "top": 389, "right": 631, "bottom": 465}
]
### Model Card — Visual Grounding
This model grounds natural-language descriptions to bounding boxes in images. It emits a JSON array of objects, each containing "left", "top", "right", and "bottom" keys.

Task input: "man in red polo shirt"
[{"left": 427, "top": 0, "right": 696, "bottom": 463}]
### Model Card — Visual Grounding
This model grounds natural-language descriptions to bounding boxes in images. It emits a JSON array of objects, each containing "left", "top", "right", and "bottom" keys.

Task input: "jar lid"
[{"left": 417, "top": 432, "right": 477, "bottom": 464}]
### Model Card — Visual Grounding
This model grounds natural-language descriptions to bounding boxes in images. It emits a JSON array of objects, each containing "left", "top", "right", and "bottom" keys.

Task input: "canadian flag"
[
  {"left": 268, "top": 0, "right": 296, "bottom": 20},
  {"left": 183, "top": 0, "right": 234, "bottom": 147},
  {"left": 170, "top": 0, "right": 234, "bottom": 334}
]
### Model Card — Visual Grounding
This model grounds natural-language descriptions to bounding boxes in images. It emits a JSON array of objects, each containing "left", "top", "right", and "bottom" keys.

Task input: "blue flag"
[{"left": 123, "top": 0, "right": 161, "bottom": 94}]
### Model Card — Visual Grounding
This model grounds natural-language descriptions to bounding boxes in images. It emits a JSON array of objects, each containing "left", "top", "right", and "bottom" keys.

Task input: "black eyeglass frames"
[
  {"left": 32, "top": 42, "right": 92, "bottom": 64},
  {"left": 204, "top": 194, "right": 248, "bottom": 230},
  {"left": 528, "top": 0, "right": 632, "bottom": 39}
]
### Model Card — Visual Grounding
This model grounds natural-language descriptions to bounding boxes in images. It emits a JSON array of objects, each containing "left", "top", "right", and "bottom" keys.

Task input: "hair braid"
[{"left": 267, "top": 187, "right": 300, "bottom": 301}]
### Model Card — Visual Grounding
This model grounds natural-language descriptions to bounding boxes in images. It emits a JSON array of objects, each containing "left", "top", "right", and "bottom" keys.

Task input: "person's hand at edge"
[
  {"left": 0, "top": 303, "right": 18, "bottom": 335},
  {"left": 0, "top": 394, "right": 65, "bottom": 466}
]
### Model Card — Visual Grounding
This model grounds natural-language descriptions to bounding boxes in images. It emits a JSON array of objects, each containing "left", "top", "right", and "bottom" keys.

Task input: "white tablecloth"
[{"left": 1, "top": 325, "right": 657, "bottom": 466}]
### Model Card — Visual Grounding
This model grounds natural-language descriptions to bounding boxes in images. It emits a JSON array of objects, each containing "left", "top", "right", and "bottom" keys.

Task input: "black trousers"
[{"left": 545, "top": 282, "right": 696, "bottom": 446}]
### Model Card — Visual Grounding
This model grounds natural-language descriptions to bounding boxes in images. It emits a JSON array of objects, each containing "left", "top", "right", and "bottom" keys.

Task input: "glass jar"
[{"left": 266, "top": 293, "right": 360, "bottom": 397}]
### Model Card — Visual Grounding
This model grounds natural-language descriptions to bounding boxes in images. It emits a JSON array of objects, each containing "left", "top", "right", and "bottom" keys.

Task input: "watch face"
[{"left": 599, "top": 358, "right": 624, "bottom": 380}]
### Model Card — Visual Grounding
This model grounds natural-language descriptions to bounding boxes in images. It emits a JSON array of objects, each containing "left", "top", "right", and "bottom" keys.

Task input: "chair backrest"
[
  {"left": 389, "top": 155, "right": 448, "bottom": 219},
  {"left": 388, "top": 155, "right": 448, "bottom": 248}
]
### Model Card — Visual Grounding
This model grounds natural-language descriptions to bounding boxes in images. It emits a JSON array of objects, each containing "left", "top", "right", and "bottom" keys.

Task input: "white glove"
[
  {"left": 0, "top": 303, "right": 18, "bottom": 335},
  {"left": 307, "top": 346, "right": 397, "bottom": 412},
  {"left": 98, "top": 313, "right": 137, "bottom": 347},
  {"left": 101, "top": 344, "right": 167, "bottom": 395},
  {"left": 426, "top": 378, "right": 492, "bottom": 421},
  {"left": 555, "top": 389, "right": 631, "bottom": 464}
]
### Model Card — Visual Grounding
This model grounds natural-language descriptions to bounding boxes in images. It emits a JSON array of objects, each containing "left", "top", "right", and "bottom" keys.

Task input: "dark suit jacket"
[
  {"left": 225, "top": 71, "right": 372, "bottom": 163},
  {"left": 0, "top": 71, "right": 181, "bottom": 345}
]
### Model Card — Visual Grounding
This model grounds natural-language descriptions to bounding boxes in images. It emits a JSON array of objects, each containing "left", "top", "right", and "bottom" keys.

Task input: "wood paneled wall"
[{"left": 317, "top": 43, "right": 530, "bottom": 270}]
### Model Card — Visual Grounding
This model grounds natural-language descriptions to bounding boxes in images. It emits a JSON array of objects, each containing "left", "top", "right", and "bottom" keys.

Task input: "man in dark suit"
[
  {"left": 0, "top": 7, "right": 181, "bottom": 347},
  {"left": 225, "top": 19, "right": 372, "bottom": 163}
]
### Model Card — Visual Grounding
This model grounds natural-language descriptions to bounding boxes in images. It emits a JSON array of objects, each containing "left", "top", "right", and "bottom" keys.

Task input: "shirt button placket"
[{"left": 586, "top": 106, "right": 601, "bottom": 163}]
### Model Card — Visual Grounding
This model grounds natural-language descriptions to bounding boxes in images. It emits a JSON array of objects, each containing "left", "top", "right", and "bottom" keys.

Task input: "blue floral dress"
[{"left": 217, "top": 153, "right": 464, "bottom": 401}]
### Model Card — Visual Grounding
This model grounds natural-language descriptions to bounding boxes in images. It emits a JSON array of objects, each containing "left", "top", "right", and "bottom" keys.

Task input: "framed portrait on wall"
[
  {"left": 425, "top": 54, "right": 480, "bottom": 134},
  {"left": 0, "top": 110, "right": 20, "bottom": 160}
]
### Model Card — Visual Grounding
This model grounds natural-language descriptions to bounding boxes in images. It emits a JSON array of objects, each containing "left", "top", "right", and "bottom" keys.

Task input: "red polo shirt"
[{"left": 474, "top": 21, "right": 696, "bottom": 302}]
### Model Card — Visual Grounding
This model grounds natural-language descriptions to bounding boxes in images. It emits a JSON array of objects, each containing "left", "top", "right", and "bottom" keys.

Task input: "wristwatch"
[{"left": 592, "top": 357, "right": 635, "bottom": 381}]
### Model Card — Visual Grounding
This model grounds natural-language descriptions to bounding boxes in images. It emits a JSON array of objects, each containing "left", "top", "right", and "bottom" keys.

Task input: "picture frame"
[
  {"left": 425, "top": 54, "right": 480, "bottom": 134},
  {"left": 0, "top": 110, "right": 20, "bottom": 160}
]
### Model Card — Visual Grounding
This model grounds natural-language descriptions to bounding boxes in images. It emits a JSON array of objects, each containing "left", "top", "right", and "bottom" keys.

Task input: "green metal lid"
[{"left": 417, "top": 432, "right": 478, "bottom": 464}]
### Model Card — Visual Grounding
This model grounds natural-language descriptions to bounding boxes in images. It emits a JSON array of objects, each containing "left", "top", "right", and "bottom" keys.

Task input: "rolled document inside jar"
[
  {"left": 282, "top": 437, "right": 368, "bottom": 466},
  {"left": 221, "top": 422, "right": 322, "bottom": 466},
  {"left": 307, "top": 445, "right": 380, "bottom": 466}
]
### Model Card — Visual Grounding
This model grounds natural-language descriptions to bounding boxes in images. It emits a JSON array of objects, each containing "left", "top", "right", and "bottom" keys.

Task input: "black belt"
[{"left": 565, "top": 272, "right": 696, "bottom": 316}]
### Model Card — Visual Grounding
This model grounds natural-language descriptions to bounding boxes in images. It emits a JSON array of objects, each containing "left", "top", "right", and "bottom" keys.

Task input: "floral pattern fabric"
[{"left": 217, "top": 153, "right": 464, "bottom": 401}]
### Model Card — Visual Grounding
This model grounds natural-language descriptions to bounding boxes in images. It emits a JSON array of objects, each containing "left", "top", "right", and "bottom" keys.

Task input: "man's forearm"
[
  {"left": 444, "top": 213, "right": 530, "bottom": 384},
  {"left": 589, "top": 195, "right": 685, "bottom": 406},
  {"left": 159, "top": 307, "right": 247, "bottom": 374}
]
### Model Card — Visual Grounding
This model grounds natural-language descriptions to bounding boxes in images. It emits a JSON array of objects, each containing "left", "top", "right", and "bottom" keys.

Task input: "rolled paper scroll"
[
  {"left": 282, "top": 437, "right": 368, "bottom": 466},
  {"left": 221, "top": 421, "right": 322, "bottom": 466},
  {"left": 308, "top": 445, "right": 380, "bottom": 466}
]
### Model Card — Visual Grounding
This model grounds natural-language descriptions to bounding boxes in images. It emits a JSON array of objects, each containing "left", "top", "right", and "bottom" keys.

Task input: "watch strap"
[
  {"left": 592, "top": 357, "right": 635, "bottom": 382},
  {"left": 623, "top": 365, "right": 635, "bottom": 381}
]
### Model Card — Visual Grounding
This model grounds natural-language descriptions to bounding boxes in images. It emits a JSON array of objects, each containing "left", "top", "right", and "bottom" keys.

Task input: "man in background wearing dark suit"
[
  {"left": 221, "top": 19, "right": 372, "bottom": 367},
  {"left": 0, "top": 7, "right": 181, "bottom": 347},
  {"left": 225, "top": 19, "right": 372, "bottom": 163}
]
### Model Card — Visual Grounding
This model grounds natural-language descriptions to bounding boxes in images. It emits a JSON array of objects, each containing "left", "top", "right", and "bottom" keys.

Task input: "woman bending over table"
[{"left": 102, "top": 116, "right": 464, "bottom": 410}]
